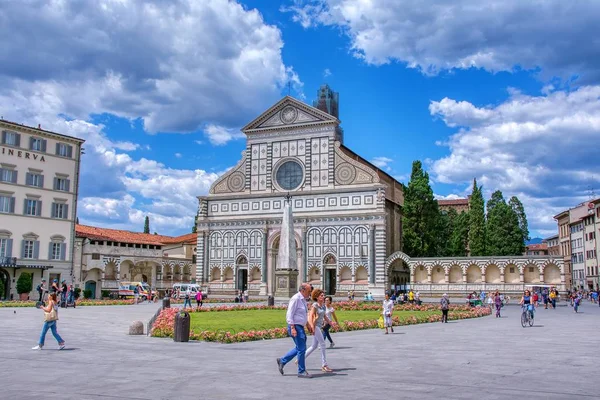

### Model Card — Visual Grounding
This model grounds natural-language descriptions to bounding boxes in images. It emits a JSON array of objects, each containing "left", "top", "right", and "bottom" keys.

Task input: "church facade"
[{"left": 195, "top": 86, "right": 407, "bottom": 297}]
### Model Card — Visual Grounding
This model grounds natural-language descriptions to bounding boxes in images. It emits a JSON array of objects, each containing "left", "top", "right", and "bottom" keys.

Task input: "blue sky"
[{"left": 2, "top": 0, "right": 600, "bottom": 238}]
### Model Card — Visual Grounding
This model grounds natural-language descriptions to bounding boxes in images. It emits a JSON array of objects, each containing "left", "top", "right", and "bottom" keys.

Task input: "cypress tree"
[
  {"left": 435, "top": 209, "right": 453, "bottom": 257},
  {"left": 509, "top": 196, "right": 530, "bottom": 244},
  {"left": 486, "top": 191, "right": 527, "bottom": 256},
  {"left": 402, "top": 161, "right": 440, "bottom": 257},
  {"left": 468, "top": 179, "right": 486, "bottom": 256},
  {"left": 144, "top": 216, "right": 150, "bottom": 234},
  {"left": 449, "top": 210, "right": 470, "bottom": 256}
]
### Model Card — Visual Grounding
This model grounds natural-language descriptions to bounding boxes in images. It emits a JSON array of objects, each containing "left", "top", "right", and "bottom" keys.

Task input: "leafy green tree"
[
  {"left": 144, "top": 216, "right": 150, "bottom": 234},
  {"left": 468, "top": 179, "right": 486, "bottom": 256},
  {"left": 486, "top": 190, "right": 526, "bottom": 256},
  {"left": 509, "top": 196, "right": 530, "bottom": 243},
  {"left": 448, "top": 209, "right": 469, "bottom": 256},
  {"left": 16, "top": 272, "right": 33, "bottom": 295},
  {"left": 402, "top": 161, "right": 440, "bottom": 257},
  {"left": 434, "top": 209, "right": 452, "bottom": 256}
]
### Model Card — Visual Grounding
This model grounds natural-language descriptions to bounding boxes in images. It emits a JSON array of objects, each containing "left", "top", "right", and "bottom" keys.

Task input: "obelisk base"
[
  {"left": 258, "top": 282, "right": 268, "bottom": 296},
  {"left": 274, "top": 269, "right": 299, "bottom": 301}
]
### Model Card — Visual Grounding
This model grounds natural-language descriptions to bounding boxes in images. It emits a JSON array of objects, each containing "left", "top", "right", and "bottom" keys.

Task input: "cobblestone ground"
[{"left": 1, "top": 300, "right": 597, "bottom": 400}]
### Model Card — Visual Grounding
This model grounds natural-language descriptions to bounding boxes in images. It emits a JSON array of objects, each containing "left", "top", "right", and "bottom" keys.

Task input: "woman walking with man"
[
  {"left": 32, "top": 293, "right": 66, "bottom": 350},
  {"left": 303, "top": 289, "right": 333, "bottom": 372}
]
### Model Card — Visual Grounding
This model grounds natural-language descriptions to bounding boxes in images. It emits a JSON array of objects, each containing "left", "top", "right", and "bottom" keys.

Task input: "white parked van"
[{"left": 172, "top": 284, "right": 201, "bottom": 299}]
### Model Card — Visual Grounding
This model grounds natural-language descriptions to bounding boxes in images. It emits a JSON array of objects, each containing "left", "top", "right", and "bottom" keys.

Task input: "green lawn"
[{"left": 189, "top": 309, "right": 437, "bottom": 333}]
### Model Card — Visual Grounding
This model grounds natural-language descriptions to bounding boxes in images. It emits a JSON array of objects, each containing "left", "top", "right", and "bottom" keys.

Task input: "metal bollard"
[
  {"left": 267, "top": 295, "right": 274, "bottom": 306},
  {"left": 162, "top": 297, "right": 171, "bottom": 309},
  {"left": 173, "top": 311, "right": 190, "bottom": 342}
]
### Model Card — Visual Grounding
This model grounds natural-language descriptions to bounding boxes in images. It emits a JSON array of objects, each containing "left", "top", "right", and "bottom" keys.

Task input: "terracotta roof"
[
  {"left": 76, "top": 224, "right": 176, "bottom": 246},
  {"left": 162, "top": 232, "right": 197, "bottom": 245},
  {"left": 526, "top": 243, "right": 548, "bottom": 251},
  {"left": 438, "top": 198, "right": 469, "bottom": 206}
]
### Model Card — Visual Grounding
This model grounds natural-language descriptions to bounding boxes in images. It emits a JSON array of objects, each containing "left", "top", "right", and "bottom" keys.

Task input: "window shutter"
[
  {"left": 0, "top": 168, "right": 4, "bottom": 180},
  {"left": 41, "top": 139, "right": 47, "bottom": 152},
  {"left": 48, "top": 242, "right": 53, "bottom": 259},
  {"left": 26, "top": 172, "right": 32, "bottom": 186},
  {"left": 11, "top": 170, "right": 17, "bottom": 183},
  {"left": 29, "top": 136, "right": 34, "bottom": 150},
  {"left": 36, "top": 201, "right": 42, "bottom": 216},
  {"left": 64, "top": 204, "right": 69, "bottom": 219},
  {"left": 1, "top": 131, "right": 5, "bottom": 144},
  {"left": 67, "top": 145, "right": 73, "bottom": 158},
  {"left": 50, "top": 203, "right": 56, "bottom": 218},
  {"left": 9, "top": 197, "right": 15, "bottom": 213},
  {"left": 55, "top": 143, "right": 60, "bottom": 155},
  {"left": 53, "top": 177, "right": 58, "bottom": 190},
  {"left": 66, "top": 179, "right": 70, "bottom": 192},
  {"left": 6, "top": 238, "right": 12, "bottom": 257},
  {"left": 39, "top": 175, "right": 44, "bottom": 188},
  {"left": 33, "top": 241, "right": 39, "bottom": 259},
  {"left": 61, "top": 243, "right": 66, "bottom": 260},
  {"left": 21, "top": 240, "right": 26, "bottom": 258},
  {"left": 15, "top": 133, "right": 20, "bottom": 147},
  {"left": 23, "top": 199, "right": 27, "bottom": 215}
]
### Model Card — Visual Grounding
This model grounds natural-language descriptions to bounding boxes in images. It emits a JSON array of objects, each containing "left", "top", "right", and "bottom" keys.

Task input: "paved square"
[{"left": 1, "top": 301, "right": 597, "bottom": 399}]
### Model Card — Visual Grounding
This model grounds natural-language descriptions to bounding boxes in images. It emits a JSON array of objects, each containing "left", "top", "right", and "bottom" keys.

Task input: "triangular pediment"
[{"left": 242, "top": 96, "right": 339, "bottom": 133}]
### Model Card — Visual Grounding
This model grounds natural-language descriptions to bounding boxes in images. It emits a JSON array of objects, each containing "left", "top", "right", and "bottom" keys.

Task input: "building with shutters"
[
  {"left": 195, "top": 86, "right": 407, "bottom": 297},
  {"left": 0, "top": 120, "right": 84, "bottom": 300}
]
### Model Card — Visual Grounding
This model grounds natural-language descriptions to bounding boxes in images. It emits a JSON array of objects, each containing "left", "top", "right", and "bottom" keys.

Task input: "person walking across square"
[
  {"left": 277, "top": 283, "right": 312, "bottom": 378},
  {"left": 32, "top": 293, "right": 65, "bottom": 350},
  {"left": 303, "top": 289, "right": 333, "bottom": 372},
  {"left": 383, "top": 293, "right": 394, "bottom": 333},
  {"left": 440, "top": 293, "right": 450, "bottom": 323}
]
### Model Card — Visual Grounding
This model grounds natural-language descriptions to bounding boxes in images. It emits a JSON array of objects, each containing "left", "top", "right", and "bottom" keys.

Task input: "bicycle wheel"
[
  {"left": 521, "top": 311, "right": 527, "bottom": 328},
  {"left": 528, "top": 311, "right": 534, "bottom": 327}
]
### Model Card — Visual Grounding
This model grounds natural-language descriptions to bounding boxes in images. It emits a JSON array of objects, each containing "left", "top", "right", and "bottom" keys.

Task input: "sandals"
[{"left": 321, "top": 365, "right": 333, "bottom": 372}]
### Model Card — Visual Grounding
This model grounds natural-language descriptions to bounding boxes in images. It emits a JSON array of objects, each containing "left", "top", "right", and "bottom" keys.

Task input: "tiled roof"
[
  {"left": 438, "top": 198, "right": 469, "bottom": 206},
  {"left": 526, "top": 243, "right": 548, "bottom": 251},
  {"left": 162, "top": 232, "right": 197, "bottom": 245},
  {"left": 75, "top": 224, "right": 195, "bottom": 246}
]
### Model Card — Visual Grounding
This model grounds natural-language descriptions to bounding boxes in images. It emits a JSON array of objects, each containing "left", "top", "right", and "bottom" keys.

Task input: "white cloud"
[
  {"left": 203, "top": 124, "right": 245, "bottom": 146},
  {"left": 430, "top": 85, "right": 600, "bottom": 234},
  {"left": 175, "top": 153, "right": 182, "bottom": 158},
  {"left": 434, "top": 193, "right": 464, "bottom": 201},
  {"left": 0, "top": 0, "right": 302, "bottom": 134},
  {"left": 371, "top": 156, "right": 393, "bottom": 171},
  {"left": 194, "top": 140, "right": 204, "bottom": 145},
  {"left": 285, "top": 1, "right": 600, "bottom": 82},
  {"left": 323, "top": 68, "right": 332, "bottom": 78}
]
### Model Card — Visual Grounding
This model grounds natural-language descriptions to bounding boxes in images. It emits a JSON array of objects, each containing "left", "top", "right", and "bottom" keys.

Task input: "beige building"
[
  {"left": 0, "top": 120, "right": 84, "bottom": 300},
  {"left": 438, "top": 197, "right": 469, "bottom": 214},
  {"left": 543, "top": 234, "right": 560, "bottom": 257},
  {"left": 73, "top": 225, "right": 196, "bottom": 298},
  {"left": 524, "top": 243, "right": 548, "bottom": 256}
]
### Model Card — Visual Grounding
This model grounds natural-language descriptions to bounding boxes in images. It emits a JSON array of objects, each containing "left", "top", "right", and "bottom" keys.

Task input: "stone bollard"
[
  {"left": 129, "top": 320, "right": 144, "bottom": 335},
  {"left": 267, "top": 295, "right": 274, "bottom": 306},
  {"left": 162, "top": 297, "right": 170, "bottom": 309},
  {"left": 173, "top": 311, "right": 190, "bottom": 342}
]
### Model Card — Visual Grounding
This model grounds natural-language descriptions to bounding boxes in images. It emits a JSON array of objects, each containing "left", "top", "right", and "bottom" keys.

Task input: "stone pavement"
[{"left": 1, "top": 300, "right": 598, "bottom": 400}]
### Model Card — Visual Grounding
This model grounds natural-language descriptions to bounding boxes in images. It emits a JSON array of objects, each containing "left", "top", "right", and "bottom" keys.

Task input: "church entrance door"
[
  {"left": 325, "top": 269, "right": 336, "bottom": 295},
  {"left": 237, "top": 269, "right": 248, "bottom": 291}
]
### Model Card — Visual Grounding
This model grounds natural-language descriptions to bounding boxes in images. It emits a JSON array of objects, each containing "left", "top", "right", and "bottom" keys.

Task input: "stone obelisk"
[{"left": 274, "top": 193, "right": 299, "bottom": 299}]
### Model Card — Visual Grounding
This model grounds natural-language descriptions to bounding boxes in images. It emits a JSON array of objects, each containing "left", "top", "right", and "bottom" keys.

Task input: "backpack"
[
  {"left": 440, "top": 297, "right": 449, "bottom": 310},
  {"left": 36, "top": 284, "right": 42, "bottom": 293}
]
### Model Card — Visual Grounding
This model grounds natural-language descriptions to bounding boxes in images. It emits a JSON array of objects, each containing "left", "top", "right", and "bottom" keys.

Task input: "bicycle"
[{"left": 520, "top": 305, "right": 534, "bottom": 327}]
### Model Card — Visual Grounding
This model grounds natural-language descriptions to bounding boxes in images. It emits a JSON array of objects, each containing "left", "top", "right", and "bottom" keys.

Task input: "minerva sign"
[{"left": 1, "top": 146, "right": 46, "bottom": 162}]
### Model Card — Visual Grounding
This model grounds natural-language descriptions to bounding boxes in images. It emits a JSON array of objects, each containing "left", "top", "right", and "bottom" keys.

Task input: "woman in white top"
[
  {"left": 323, "top": 296, "right": 339, "bottom": 348},
  {"left": 303, "top": 289, "right": 333, "bottom": 372},
  {"left": 383, "top": 293, "right": 394, "bottom": 334}
]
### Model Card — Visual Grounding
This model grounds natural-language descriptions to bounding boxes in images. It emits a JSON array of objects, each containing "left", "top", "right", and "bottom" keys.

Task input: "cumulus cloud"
[
  {"left": 203, "top": 124, "right": 245, "bottom": 146},
  {"left": 284, "top": 0, "right": 600, "bottom": 82},
  {"left": 371, "top": 156, "right": 393, "bottom": 171},
  {"left": 429, "top": 85, "right": 600, "bottom": 233},
  {"left": 0, "top": 0, "right": 301, "bottom": 134},
  {"left": 323, "top": 68, "right": 332, "bottom": 78}
]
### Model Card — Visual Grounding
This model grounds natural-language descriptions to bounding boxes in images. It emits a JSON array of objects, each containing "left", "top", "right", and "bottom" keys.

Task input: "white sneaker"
[
  {"left": 32, "top": 345, "right": 42, "bottom": 350},
  {"left": 59, "top": 343, "right": 65, "bottom": 350}
]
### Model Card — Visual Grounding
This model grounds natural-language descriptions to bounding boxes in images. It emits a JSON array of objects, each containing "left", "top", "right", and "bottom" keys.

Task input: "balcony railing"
[{"left": 0, "top": 257, "right": 17, "bottom": 267}]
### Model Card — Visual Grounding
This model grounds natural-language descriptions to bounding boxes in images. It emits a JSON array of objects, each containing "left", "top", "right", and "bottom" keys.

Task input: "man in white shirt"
[{"left": 277, "top": 283, "right": 313, "bottom": 378}]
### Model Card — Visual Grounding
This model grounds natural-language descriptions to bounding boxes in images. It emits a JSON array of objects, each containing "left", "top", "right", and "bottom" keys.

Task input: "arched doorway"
[
  {"left": 0, "top": 268, "right": 9, "bottom": 300},
  {"left": 85, "top": 280, "right": 97, "bottom": 299},
  {"left": 388, "top": 259, "right": 410, "bottom": 291},
  {"left": 323, "top": 254, "right": 336, "bottom": 295},
  {"left": 236, "top": 255, "right": 248, "bottom": 291}
]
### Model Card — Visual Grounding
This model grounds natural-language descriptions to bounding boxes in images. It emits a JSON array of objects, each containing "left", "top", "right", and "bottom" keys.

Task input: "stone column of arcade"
[{"left": 274, "top": 194, "right": 299, "bottom": 300}]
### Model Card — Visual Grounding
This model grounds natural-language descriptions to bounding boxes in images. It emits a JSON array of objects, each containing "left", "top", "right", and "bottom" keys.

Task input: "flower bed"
[
  {"left": 169, "top": 298, "right": 263, "bottom": 304},
  {"left": 151, "top": 304, "right": 491, "bottom": 343},
  {"left": 0, "top": 299, "right": 136, "bottom": 307}
]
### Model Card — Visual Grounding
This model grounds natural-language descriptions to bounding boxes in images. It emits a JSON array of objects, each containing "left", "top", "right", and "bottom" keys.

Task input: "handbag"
[{"left": 44, "top": 307, "right": 58, "bottom": 322}]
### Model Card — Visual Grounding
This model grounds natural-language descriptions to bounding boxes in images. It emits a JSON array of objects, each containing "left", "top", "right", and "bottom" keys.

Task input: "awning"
[{"left": 15, "top": 264, "right": 54, "bottom": 270}]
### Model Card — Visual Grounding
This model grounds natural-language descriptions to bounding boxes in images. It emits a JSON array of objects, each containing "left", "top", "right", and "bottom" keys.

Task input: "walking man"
[
  {"left": 277, "top": 283, "right": 312, "bottom": 378},
  {"left": 37, "top": 279, "right": 47, "bottom": 303}
]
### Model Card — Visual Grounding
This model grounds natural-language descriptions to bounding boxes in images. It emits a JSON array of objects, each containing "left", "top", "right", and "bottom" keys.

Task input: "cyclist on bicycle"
[{"left": 519, "top": 290, "right": 535, "bottom": 318}]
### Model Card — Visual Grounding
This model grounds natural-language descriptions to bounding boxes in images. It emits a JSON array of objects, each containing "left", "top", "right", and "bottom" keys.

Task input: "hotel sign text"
[{"left": 1, "top": 146, "right": 46, "bottom": 162}]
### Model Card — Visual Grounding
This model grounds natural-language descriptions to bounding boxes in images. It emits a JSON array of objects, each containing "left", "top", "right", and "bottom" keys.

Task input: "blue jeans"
[
  {"left": 280, "top": 325, "right": 307, "bottom": 374},
  {"left": 39, "top": 321, "right": 64, "bottom": 346},
  {"left": 183, "top": 298, "right": 192, "bottom": 308}
]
